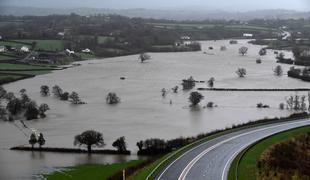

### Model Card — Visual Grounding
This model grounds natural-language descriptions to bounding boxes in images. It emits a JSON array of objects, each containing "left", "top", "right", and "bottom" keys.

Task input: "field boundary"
[{"left": 197, "top": 88, "right": 310, "bottom": 91}]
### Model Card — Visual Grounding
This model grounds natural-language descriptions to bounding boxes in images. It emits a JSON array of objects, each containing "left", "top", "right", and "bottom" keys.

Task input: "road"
[{"left": 156, "top": 119, "right": 310, "bottom": 180}]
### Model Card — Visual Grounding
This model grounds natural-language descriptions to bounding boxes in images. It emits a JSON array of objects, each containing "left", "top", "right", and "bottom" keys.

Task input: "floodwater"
[{"left": 1, "top": 40, "right": 309, "bottom": 179}]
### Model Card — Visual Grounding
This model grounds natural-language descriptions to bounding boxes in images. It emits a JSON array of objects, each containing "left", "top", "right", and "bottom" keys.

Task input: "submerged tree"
[
  {"left": 0, "top": 86, "right": 7, "bottom": 100},
  {"left": 24, "top": 101, "right": 39, "bottom": 120},
  {"left": 276, "top": 52, "right": 285, "bottom": 61},
  {"left": 182, "top": 76, "right": 196, "bottom": 90},
  {"left": 172, "top": 86, "right": 179, "bottom": 93},
  {"left": 139, "top": 53, "right": 151, "bottom": 63},
  {"left": 60, "top": 92, "right": 69, "bottom": 101},
  {"left": 189, "top": 91, "right": 204, "bottom": 106},
  {"left": 29, "top": 133, "right": 37, "bottom": 149},
  {"left": 37, "top": 133, "right": 46, "bottom": 149},
  {"left": 273, "top": 65, "right": 283, "bottom": 76},
  {"left": 112, "top": 136, "right": 127, "bottom": 152},
  {"left": 38, "top": 104, "right": 50, "bottom": 118},
  {"left": 286, "top": 95, "right": 307, "bottom": 111},
  {"left": 69, "top": 91, "right": 84, "bottom": 104},
  {"left": 239, "top": 46, "right": 248, "bottom": 56},
  {"left": 19, "top": 89, "right": 26, "bottom": 95},
  {"left": 0, "top": 108, "right": 8, "bottom": 121},
  {"left": 74, "top": 130, "right": 105, "bottom": 154},
  {"left": 20, "top": 93, "right": 31, "bottom": 108},
  {"left": 256, "top": 58, "right": 262, "bottom": 64},
  {"left": 5, "top": 92, "right": 15, "bottom": 101},
  {"left": 136, "top": 141, "right": 144, "bottom": 151},
  {"left": 6, "top": 98, "right": 22, "bottom": 115},
  {"left": 161, "top": 88, "right": 167, "bottom": 97},
  {"left": 207, "top": 77, "right": 215, "bottom": 88},
  {"left": 40, "top": 85, "right": 50, "bottom": 96},
  {"left": 106, "top": 92, "right": 120, "bottom": 104},
  {"left": 259, "top": 48, "right": 267, "bottom": 56},
  {"left": 52, "top": 85, "right": 63, "bottom": 98},
  {"left": 236, "top": 68, "right": 247, "bottom": 78}
]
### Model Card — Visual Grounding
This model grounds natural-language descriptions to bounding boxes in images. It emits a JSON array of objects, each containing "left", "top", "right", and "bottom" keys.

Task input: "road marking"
[
  {"left": 176, "top": 120, "right": 310, "bottom": 180},
  {"left": 221, "top": 143, "right": 251, "bottom": 180},
  {"left": 157, "top": 135, "right": 224, "bottom": 180}
]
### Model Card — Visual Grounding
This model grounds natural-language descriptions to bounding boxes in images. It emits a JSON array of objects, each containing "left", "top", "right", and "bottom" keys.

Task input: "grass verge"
[
  {"left": 44, "top": 160, "right": 143, "bottom": 180},
  {"left": 228, "top": 125, "right": 310, "bottom": 180}
]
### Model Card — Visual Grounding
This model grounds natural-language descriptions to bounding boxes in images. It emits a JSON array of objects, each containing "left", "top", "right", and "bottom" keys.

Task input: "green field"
[
  {"left": 17, "top": 39, "right": 64, "bottom": 52},
  {"left": 0, "top": 54, "right": 17, "bottom": 61},
  {"left": 45, "top": 160, "right": 143, "bottom": 180},
  {"left": 229, "top": 125, "right": 310, "bottom": 180},
  {"left": 0, "top": 70, "right": 52, "bottom": 75},
  {"left": 148, "top": 22, "right": 275, "bottom": 31},
  {"left": 0, "top": 41, "right": 31, "bottom": 49},
  {"left": 0, "top": 74, "right": 24, "bottom": 80},
  {"left": 0, "top": 63, "right": 52, "bottom": 70},
  {"left": 97, "top": 36, "right": 115, "bottom": 44},
  {"left": 76, "top": 52, "right": 97, "bottom": 60}
]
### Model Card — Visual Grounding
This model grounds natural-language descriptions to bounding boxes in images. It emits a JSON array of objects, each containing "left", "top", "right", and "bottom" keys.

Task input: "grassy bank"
[
  {"left": 45, "top": 160, "right": 143, "bottom": 180},
  {"left": 0, "top": 63, "right": 57, "bottom": 85},
  {"left": 0, "top": 63, "right": 54, "bottom": 70},
  {"left": 228, "top": 125, "right": 310, "bottom": 180}
]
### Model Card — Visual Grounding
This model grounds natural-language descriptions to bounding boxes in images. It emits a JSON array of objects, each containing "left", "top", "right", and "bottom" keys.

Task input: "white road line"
[
  {"left": 177, "top": 119, "right": 310, "bottom": 180},
  {"left": 157, "top": 134, "right": 226, "bottom": 180},
  {"left": 221, "top": 143, "right": 251, "bottom": 180}
]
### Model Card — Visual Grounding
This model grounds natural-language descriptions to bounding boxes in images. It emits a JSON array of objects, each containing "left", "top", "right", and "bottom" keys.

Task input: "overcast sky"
[{"left": 1, "top": 0, "right": 310, "bottom": 11}]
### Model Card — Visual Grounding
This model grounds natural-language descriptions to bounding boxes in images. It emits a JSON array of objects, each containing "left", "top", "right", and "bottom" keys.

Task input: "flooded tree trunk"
[{"left": 87, "top": 145, "right": 91, "bottom": 154}]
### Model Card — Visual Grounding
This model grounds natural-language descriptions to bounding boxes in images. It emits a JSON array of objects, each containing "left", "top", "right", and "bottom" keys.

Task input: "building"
[
  {"left": 0, "top": 46, "right": 6, "bottom": 52},
  {"left": 20, "top": 46, "right": 30, "bottom": 52},
  {"left": 243, "top": 33, "right": 253, "bottom": 38}
]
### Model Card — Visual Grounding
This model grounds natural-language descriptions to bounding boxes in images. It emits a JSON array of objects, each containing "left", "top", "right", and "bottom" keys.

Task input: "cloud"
[{"left": 2, "top": 0, "right": 310, "bottom": 11}]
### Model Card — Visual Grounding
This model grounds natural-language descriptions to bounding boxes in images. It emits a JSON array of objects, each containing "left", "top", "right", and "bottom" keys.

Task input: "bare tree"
[
  {"left": 40, "top": 85, "right": 50, "bottom": 96},
  {"left": 69, "top": 91, "right": 85, "bottom": 104},
  {"left": 207, "top": 77, "right": 215, "bottom": 88},
  {"left": 273, "top": 65, "right": 283, "bottom": 76},
  {"left": 52, "top": 85, "right": 63, "bottom": 98},
  {"left": 161, "top": 88, "right": 167, "bottom": 97},
  {"left": 236, "top": 68, "right": 247, "bottom": 78},
  {"left": 182, "top": 76, "right": 195, "bottom": 90},
  {"left": 38, "top": 104, "right": 49, "bottom": 118},
  {"left": 139, "top": 53, "right": 151, "bottom": 63},
  {"left": 259, "top": 48, "right": 267, "bottom": 56},
  {"left": 172, "top": 86, "right": 179, "bottom": 93},
  {"left": 106, "top": 92, "right": 120, "bottom": 104},
  {"left": 239, "top": 46, "right": 248, "bottom": 56}
]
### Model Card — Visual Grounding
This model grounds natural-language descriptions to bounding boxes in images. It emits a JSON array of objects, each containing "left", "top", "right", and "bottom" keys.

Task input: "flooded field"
[{"left": 0, "top": 40, "right": 308, "bottom": 179}]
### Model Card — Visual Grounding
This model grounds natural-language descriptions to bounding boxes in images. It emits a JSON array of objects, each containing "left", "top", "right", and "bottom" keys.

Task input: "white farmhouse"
[
  {"left": 66, "top": 49, "right": 75, "bottom": 55},
  {"left": 243, "top": 33, "right": 253, "bottom": 37},
  {"left": 81, "top": 48, "right": 91, "bottom": 53},
  {"left": 20, "top": 46, "right": 30, "bottom": 52},
  {"left": 0, "top": 46, "right": 5, "bottom": 52}
]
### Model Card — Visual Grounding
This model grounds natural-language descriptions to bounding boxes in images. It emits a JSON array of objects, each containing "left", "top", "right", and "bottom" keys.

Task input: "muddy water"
[{"left": 1, "top": 40, "right": 308, "bottom": 179}]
